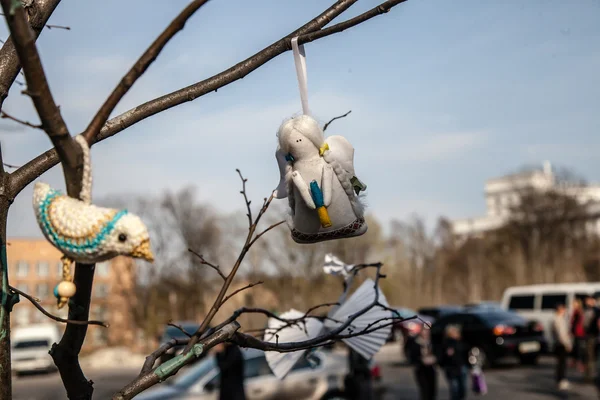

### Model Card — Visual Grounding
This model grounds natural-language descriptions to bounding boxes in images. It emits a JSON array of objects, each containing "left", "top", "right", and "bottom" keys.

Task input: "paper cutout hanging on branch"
[
  {"left": 263, "top": 278, "right": 391, "bottom": 379},
  {"left": 32, "top": 135, "right": 154, "bottom": 308},
  {"left": 273, "top": 37, "right": 368, "bottom": 244},
  {"left": 323, "top": 253, "right": 355, "bottom": 278}
]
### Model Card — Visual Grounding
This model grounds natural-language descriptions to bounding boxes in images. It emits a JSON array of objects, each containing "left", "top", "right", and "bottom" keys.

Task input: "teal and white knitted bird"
[{"left": 32, "top": 135, "right": 154, "bottom": 307}]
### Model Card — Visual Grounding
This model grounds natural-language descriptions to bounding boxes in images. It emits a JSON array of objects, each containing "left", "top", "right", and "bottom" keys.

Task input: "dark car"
[
  {"left": 389, "top": 308, "right": 434, "bottom": 363},
  {"left": 417, "top": 305, "right": 464, "bottom": 320},
  {"left": 430, "top": 309, "right": 545, "bottom": 368},
  {"left": 158, "top": 322, "right": 203, "bottom": 365}
]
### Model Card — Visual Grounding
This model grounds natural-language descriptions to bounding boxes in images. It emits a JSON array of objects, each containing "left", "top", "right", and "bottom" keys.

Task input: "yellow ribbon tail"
[{"left": 317, "top": 206, "right": 332, "bottom": 228}]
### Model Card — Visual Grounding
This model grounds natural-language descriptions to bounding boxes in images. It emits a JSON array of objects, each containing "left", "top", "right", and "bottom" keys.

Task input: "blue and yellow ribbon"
[{"left": 310, "top": 180, "right": 332, "bottom": 228}]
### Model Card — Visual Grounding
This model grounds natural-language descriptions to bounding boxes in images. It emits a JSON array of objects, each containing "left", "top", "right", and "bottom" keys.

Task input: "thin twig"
[
  {"left": 184, "top": 172, "right": 277, "bottom": 353},
  {"left": 166, "top": 322, "right": 192, "bottom": 338},
  {"left": 9, "top": 286, "right": 108, "bottom": 327},
  {"left": 46, "top": 24, "right": 70, "bottom": 30},
  {"left": 249, "top": 220, "right": 285, "bottom": 247},
  {"left": 1, "top": 111, "right": 42, "bottom": 129},
  {"left": 188, "top": 248, "right": 226, "bottom": 280},
  {"left": 237, "top": 169, "right": 252, "bottom": 228},
  {"left": 2, "top": 162, "right": 19, "bottom": 169},
  {"left": 82, "top": 0, "right": 210, "bottom": 142},
  {"left": 221, "top": 281, "right": 263, "bottom": 306},
  {"left": 323, "top": 110, "right": 351, "bottom": 131}
]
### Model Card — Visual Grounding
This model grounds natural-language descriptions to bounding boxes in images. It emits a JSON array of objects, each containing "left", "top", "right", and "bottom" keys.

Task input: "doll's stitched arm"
[
  {"left": 321, "top": 164, "right": 334, "bottom": 207},
  {"left": 292, "top": 171, "right": 316, "bottom": 209}
]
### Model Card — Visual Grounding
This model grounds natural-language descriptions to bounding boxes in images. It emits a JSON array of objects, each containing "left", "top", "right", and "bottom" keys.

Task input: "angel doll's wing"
[
  {"left": 264, "top": 309, "right": 324, "bottom": 379},
  {"left": 324, "top": 278, "right": 392, "bottom": 360},
  {"left": 325, "top": 135, "right": 367, "bottom": 196},
  {"left": 324, "top": 135, "right": 356, "bottom": 177},
  {"left": 274, "top": 146, "right": 289, "bottom": 199}
]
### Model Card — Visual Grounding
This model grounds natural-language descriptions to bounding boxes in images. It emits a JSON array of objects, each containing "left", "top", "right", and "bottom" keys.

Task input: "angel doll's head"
[{"left": 277, "top": 115, "right": 325, "bottom": 162}]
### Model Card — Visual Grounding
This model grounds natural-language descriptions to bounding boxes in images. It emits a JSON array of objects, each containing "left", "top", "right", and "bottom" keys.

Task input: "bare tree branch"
[
  {"left": 0, "top": 0, "right": 83, "bottom": 197},
  {"left": 82, "top": 0, "right": 210, "bottom": 142},
  {"left": 323, "top": 110, "right": 351, "bottom": 131},
  {"left": 188, "top": 248, "right": 226, "bottom": 280},
  {"left": 221, "top": 280, "right": 263, "bottom": 306},
  {"left": 7, "top": 0, "right": 409, "bottom": 196},
  {"left": 184, "top": 171, "right": 277, "bottom": 352},
  {"left": 113, "top": 321, "right": 241, "bottom": 400},
  {"left": 9, "top": 285, "right": 108, "bottom": 327},
  {"left": 1, "top": 110, "right": 42, "bottom": 129},
  {"left": 0, "top": 0, "right": 62, "bottom": 110},
  {"left": 45, "top": 23, "right": 70, "bottom": 30}
]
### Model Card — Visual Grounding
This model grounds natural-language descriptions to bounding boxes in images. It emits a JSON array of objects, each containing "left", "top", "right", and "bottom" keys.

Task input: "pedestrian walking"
[
  {"left": 584, "top": 296, "right": 600, "bottom": 381},
  {"left": 553, "top": 303, "right": 572, "bottom": 391},
  {"left": 215, "top": 342, "right": 246, "bottom": 400},
  {"left": 439, "top": 324, "right": 469, "bottom": 400},
  {"left": 570, "top": 298, "right": 586, "bottom": 372},
  {"left": 407, "top": 327, "right": 437, "bottom": 400},
  {"left": 345, "top": 347, "right": 374, "bottom": 400}
]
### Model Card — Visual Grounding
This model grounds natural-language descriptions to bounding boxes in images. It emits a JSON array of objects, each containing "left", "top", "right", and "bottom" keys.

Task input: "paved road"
[
  {"left": 13, "top": 369, "right": 138, "bottom": 400},
  {"left": 376, "top": 344, "right": 598, "bottom": 400},
  {"left": 12, "top": 346, "right": 600, "bottom": 399}
]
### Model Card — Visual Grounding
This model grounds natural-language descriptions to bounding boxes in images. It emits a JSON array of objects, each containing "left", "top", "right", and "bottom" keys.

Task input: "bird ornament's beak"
[{"left": 132, "top": 239, "right": 154, "bottom": 262}]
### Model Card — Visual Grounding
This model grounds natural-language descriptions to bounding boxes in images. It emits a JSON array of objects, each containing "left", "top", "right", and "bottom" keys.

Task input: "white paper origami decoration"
[
  {"left": 264, "top": 278, "right": 391, "bottom": 379},
  {"left": 273, "top": 37, "right": 368, "bottom": 244},
  {"left": 32, "top": 135, "right": 154, "bottom": 308}
]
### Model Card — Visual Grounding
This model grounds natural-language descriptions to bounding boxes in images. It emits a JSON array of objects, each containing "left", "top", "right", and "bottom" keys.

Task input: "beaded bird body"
[
  {"left": 32, "top": 135, "right": 153, "bottom": 308},
  {"left": 33, "top": 182, "right": 151, "bottom": 264}
]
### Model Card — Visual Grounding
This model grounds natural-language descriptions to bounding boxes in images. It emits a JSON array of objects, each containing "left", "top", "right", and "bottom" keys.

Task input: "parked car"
[
  {"left": 11, "top": 323, "right": 61, "bottom": 375},
  {"left": 157, "top": 322, "right": 203, "bottom": 365},
  {"left": 464, "top": 301, "right": 502, "bottom": 312},
  {"left": 500, "top": 282, "right": 600, "bottom": 351},
  {"left": 137, "top": 348, "right": 385, "bottom": 400},
  {"left": 430, "top": 309, "right": 545, "bottom": 368},
  {"left": 417, "top": 305, "right": 463, "bottom": 320}
]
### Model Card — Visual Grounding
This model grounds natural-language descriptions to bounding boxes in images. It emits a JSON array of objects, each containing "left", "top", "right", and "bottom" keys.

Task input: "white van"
[
  {"left": 500, "top": 283, "right": 600, "bottom": 351},
  {"left": 11, "top": 323, "right": 62, "bottom": 375}
]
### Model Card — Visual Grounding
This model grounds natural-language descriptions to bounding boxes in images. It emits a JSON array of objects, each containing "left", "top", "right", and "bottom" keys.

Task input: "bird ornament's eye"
[{"left": 118, "top": 233, "right": 127, "bottom": 242}]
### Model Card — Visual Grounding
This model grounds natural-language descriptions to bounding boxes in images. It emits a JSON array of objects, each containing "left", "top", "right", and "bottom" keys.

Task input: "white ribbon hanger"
[{"left": 291, "top": 37, "right": 310, "bottom": 116}]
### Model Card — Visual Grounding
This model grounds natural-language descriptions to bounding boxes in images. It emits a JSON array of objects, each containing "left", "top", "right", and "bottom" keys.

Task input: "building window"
[
  {"left": 16, "top": 283, "right": 28, "bottom": 294},
  {"left": 96, "top": 261, "right": 110, "bottom": 277},
  {"left": 95, "top": 284, "right": 109, "bottom": 298},
  {"left": 36, "top": 283, "right": 49, "bottom": 298},
  {"left": 15, "top": 261, "right": 29, "bottom": 277},
  {"left": 37, "top": 261, "right": 49, "bottom": 277}
]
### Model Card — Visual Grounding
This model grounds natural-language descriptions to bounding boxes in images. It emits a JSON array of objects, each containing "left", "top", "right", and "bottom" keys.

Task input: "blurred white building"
[{"left": 452, "top": 161, "right": 600, "bottom": 238}]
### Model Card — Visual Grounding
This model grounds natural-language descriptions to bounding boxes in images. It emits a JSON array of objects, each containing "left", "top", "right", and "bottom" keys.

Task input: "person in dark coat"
[
  {"left": 344, "top": 347, "right": 373, "bottom": 400},
  {"left": 215, "top": 342, "right": 246, "bottom": 400},
  {"left": 438, "top": 325, "right": 469, "bottom": 400},
  {"left": 407, "top": 327, "right": 437, "bottom": 400}
]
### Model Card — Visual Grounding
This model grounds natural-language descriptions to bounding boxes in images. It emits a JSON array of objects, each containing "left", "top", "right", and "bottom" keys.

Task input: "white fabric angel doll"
[{"left": 273, "top": 115, "right": 368, "bottom": 244}]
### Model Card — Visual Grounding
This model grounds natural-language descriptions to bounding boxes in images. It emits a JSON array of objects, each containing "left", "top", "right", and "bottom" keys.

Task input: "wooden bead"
[{"left": 57, "top": 281, "right": 76, "bottom": 298}]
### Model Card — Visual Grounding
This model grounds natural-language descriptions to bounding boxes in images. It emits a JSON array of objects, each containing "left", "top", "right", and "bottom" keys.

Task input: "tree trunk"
[{"left": 0, "top": 195, "right": 12, "bottom": 400}]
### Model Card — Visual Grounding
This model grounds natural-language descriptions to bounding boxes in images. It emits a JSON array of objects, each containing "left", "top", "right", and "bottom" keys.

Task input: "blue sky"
[{"left": 1, "top": 0, "right": 599, "bottom": 238}]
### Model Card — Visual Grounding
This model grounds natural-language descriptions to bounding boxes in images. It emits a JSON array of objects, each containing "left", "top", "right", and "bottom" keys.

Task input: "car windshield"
[
  {"left": 477, "top": 311, "right": 525, "bottom": 325},
  {"left": 172, "top": 356, "right": 217, "bottom": 389},
  {"left": 13, "top": 339, "right": 49, "bottom": 349},
  {"left": 162, "top": 324, "right": 199, "bottom": 341}
]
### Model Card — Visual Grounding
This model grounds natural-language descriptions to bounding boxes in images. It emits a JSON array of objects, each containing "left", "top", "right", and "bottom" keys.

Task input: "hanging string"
[{"left": 291, "top": 37, "right": 310, "bottom": 116}]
